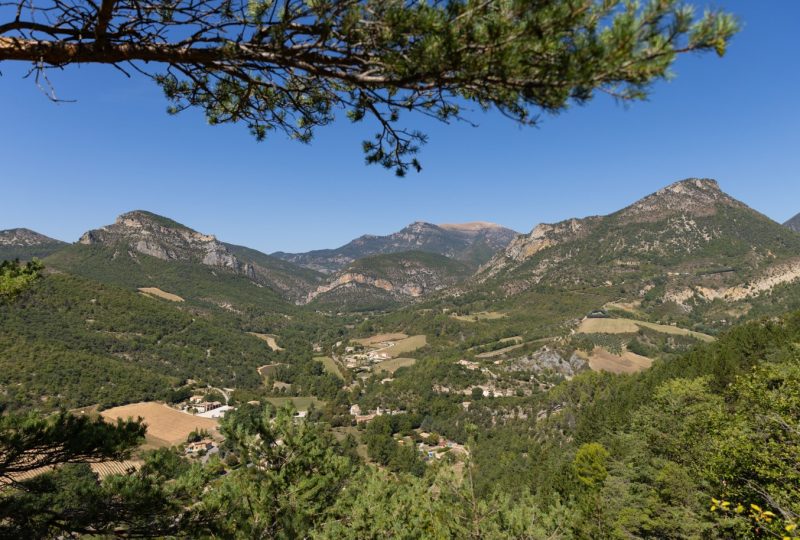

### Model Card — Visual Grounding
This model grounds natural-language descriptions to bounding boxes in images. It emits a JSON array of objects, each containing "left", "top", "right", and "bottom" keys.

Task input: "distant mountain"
[
  {"left": 306, "top": 251, "right": 472, "bottom": 310},
  {"left": 785, "top": 213, "right": 800, "bottom": 233},
  {"left": 0, "top": 228, "right": 66, "bottom": 260},
  {"left": 273, "top": 221, "right": 518, "bottom": 273},
  {"left": 46, "top": 210, "right": 323, "bottom": 309},
  {"left": 477, "top": 178, "right": 800, "bottom": 324}
]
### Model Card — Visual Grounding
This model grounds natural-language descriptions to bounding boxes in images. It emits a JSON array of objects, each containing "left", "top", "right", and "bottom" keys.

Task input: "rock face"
[
  {"left": 0, "top": 228, "right": 66, "bottom": 260},
  {"left": 506, "top": 347, "right": 588, "bottom": 379},
  {"left": 785, "top": 213, "right": 800, "bottom": 233},
  {"left": 305, "top": 251, "right": 473, "bottom": 308},
  {"left": 80, "top": 211, "right": 243, "bottom": 271},
  {"left": 477, "top": 178, "right": 800, "bottom": 309},
  {"left": 274, "top": 221, "right": 518, "bottom": 273}
]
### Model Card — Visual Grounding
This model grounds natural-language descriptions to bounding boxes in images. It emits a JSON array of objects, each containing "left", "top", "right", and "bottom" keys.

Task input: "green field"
[
  {"left": 475, "top": 343, "right": 526, "bottom": 358},
  {"left": 265, "top": 396, "right": 324, "bottom": 411},
  {"left": 314, "top": 356, "right": 345, "bottom": 379},
  {"left": 450, "top": 311, "right": 507, "bottom": 322},
  {"left": 382, "top": 335, "right": 427, "bottom": 358},
  {"left": 332, "top": 426, "right": 368, "bottom": 460},
  {"left": 373, "top": 357, "right": 416, "bottom": 374}
]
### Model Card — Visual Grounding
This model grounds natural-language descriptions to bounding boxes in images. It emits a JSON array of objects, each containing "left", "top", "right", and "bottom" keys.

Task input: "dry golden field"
[
  {"left": 354, "top": 333, "right": 409, "bottom": 346},
  {"left": 576, "top": 346, "right": 653, "bottom": 374},
  {"left": 100, "top": 402, "right": 219, "bottom": 447},
  {"left": 137, "top": 287, "right": 184, "bottom": 302},
  {"left": 577, "top": 317, "right": 714, "bottom": 342}
]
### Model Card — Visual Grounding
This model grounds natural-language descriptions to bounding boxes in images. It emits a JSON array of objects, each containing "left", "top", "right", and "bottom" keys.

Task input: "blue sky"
[{"left": 1, "top": 0, "right": 798, "bottom": 253}]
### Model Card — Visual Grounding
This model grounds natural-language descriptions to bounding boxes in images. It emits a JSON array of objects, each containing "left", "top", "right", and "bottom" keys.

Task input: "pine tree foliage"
[{"left": 0, "top": 0, "right": 737, "bottom": 173}]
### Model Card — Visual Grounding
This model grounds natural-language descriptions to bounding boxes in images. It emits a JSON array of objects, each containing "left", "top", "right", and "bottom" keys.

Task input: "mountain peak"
[
  {"left": 115, "top": 210, "right": 195, "bottom": 233},
  {"left": 0, "top": 228, "right": 61, "bottom": 246},
  {"left": 785, "top": 212, "right": 800, "bottom": 233},
  {"left": 617, "top": 178, "right": 743, "bottom": 222},
  {"left": 438, "top": 221, "right": 507, "bottom": 232},
  {"left": 79, "top": 211, "right": 233, "bottom": 267},
  {"left": 0, "top": 228, "right": 66, "bottom": 260}
]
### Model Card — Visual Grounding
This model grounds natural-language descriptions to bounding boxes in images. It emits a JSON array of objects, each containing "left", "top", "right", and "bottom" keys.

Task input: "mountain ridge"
[
  {"left": 273, "top": 220, "right": 518, "bottom": 273},
  {"left": 473, "top": 178, "right": 800, "bottom": 328}
]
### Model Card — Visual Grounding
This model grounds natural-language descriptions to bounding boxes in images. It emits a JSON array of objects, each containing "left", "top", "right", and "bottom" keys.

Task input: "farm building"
[
  {"left": 185, "top": 439, "right": 215, "bottom": 455},
  {"left": 194, "top": 401, "right": 222, "bottom": 414}
]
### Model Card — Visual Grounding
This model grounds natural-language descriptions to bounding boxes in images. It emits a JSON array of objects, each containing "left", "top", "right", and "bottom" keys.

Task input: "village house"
[
  {"left": 185, "top": 438, "right": 215, "bottom": 456},
  {"left": 193, "top": 401, "right": 222, "bottom": 414}
]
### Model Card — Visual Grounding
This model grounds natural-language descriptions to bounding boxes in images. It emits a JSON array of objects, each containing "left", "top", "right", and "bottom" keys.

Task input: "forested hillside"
[
  {"left": 0, "top": 269, "right": 284, "bottom": 410},
  {"left": 3, "top": 304, "right": 798, "bottom": 538}
]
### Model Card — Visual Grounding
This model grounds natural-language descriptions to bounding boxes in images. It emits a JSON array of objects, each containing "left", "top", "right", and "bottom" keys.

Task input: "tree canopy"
[{"left": 0, "top": 0, "right": 736, "bottom": 173}]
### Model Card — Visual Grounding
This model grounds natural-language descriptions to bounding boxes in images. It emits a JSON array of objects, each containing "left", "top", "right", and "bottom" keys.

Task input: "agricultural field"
[
  {"left": 137, "top": 287, "right": 184, "bottom": 302},
  {"left": 575, "top": 346, "right": 653, "bottom": 374},
  {"left": 265, "top": 396, "right": 324, "bottom": 411},
  {"left": 354, "top": 333, "right": 408, "bottom": 346},
  {"left": 248, "top": 332, "right": 284, "bottom": 351},
  {"left": 315, "top": 356, "right": 345, "bottom": 379},
  {"left": 577, "top": 317, "right": 714, "bottom": 342},
  {"left": 475, "top": 342, "right": 526, "bottom": 359},
  {"left": 450, "top": 311, "right": 507, "bottom": 322},
  {"left": 373, "top": 357, "right": 416, "bottom": 374},
  {"left": 377, "top": 335, "right": 427, "bottom": 357},
  {"left": 100, "top": 402, "right": 219, "bottom": 448},
  {"left": 3, "top": 459, "right": 144, "bottom": 485}
]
